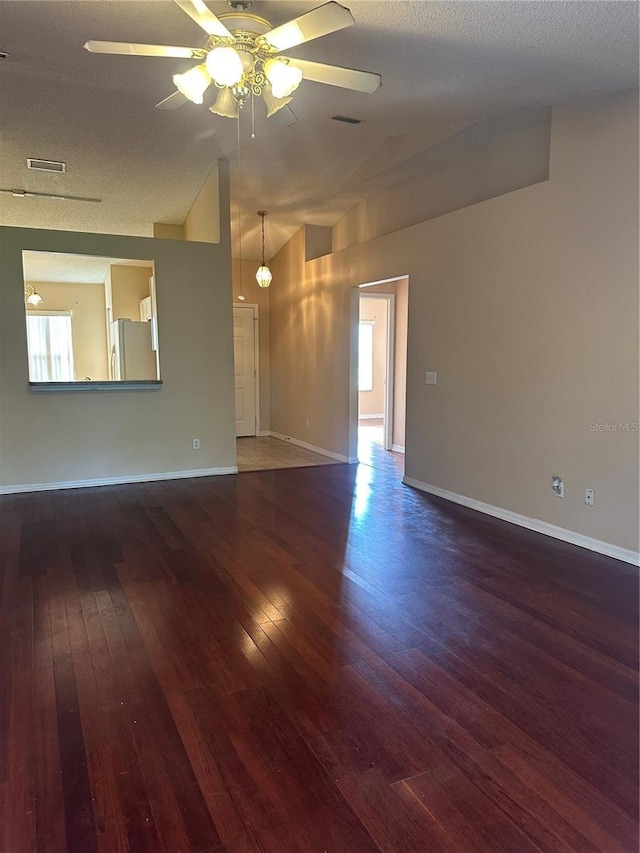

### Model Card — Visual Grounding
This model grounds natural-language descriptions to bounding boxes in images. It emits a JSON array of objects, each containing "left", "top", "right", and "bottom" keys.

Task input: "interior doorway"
[
  {"left": 355, "top": 280, "right": 408, "bottom": 474},
  {"left": 233, "top": 303, "right": 259, "bottom": 437}
]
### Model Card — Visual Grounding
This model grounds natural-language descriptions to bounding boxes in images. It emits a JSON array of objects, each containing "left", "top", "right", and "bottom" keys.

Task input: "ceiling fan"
[
  {"left": 0, "top": 188, "right": 101, "bottom": 202},
  {"left": 84, "top": 0, "right": 381, "bottom": 124}
]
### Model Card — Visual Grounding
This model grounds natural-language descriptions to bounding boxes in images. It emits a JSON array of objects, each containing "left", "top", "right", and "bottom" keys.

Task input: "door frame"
[
  {"left": 358, "top": 292, "right": 396, "bottom": 451},
  {"left": 233, "top": 302, "right": 260, "bottom": 436}
]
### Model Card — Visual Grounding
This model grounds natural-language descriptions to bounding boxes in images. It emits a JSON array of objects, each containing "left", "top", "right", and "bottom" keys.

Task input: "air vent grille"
[
  {"left": 27, "top": 158, "right": 67, "bottom": 173},
  {"left": 331, "top": 115, "right": 363, "bottom": 125}
]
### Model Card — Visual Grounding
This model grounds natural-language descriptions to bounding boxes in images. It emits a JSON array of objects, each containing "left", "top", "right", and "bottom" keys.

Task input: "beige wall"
[
  {"left": 184, "top": 167, "right": 221, "bottom": 244},
  {"left": 231, "top": 258, "right": 270, "bottom": 433},
  {"left": 110, "top": 264, "right": 152, "bottom": 321},
  {"left": 153, "top": 223, "right": 185, "bottom": 241},
  {"left": 152, "top": 165, "right": 221, "bottom": 244},
  {"left": 333, "top": 118, "right": 551, "bottom": 252},
  {"left": 358, "top": 297, "right": 387, "bottom": 416},
  {"left": 0, "top": 161, "right": 235, "bottom": 489},
  {"left": 269, "top": 92, "right": 639, "bottom": 554},
  {"left": 26, "top": 281, "right": 109, "bottom": 381}
]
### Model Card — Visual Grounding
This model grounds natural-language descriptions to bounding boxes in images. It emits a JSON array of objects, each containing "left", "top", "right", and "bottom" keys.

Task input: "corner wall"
[
  {"left": 0, "top": 164, "right": 236, "bottom": 490},
  {"left": 269, "top": 92, "right": 639, "bottom": 556}
]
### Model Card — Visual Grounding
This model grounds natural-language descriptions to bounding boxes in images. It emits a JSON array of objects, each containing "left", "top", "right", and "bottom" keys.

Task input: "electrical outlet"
[
  {"left": 192, "top": 438, "right": 200, "bottom": 450},
  {"left": 552, "top": 476, "right": 564, "bottom": 498},
  {"left": 305, "top": 418, "right": 310, "bottom": 428},
  {"left": 585, "top": 488, "right": 594, "bottom": 506},
  {"left": 425, "top": 371, "right": 437, "bottom": 385}
]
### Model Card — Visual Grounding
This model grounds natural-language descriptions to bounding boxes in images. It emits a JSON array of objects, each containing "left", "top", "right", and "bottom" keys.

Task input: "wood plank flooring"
[{"left": 0, "top": 464, "right": 637, "bottom": 852}]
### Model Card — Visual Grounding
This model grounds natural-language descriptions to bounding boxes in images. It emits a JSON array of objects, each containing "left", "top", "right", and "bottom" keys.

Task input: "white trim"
[
  {"left": 233, "top": 302, "right": 260, "bottom": 436},
  {"left": 403, "top": 477, "right": 640, "bottom": 566},
  {"left": 269, "top": 431, "right": 353, "bottom": 463},
  {"left": 258, "top": 429, "right": 270, "bottom": 437},
  {"left": 359, "top": 413, "right": 384, "bottom": 420},
  {"left": 392, "top": 444, "right": 405, "bottom": 454},
  {"left": 0, "top": 466, "right": 238, "bottom": 495}
]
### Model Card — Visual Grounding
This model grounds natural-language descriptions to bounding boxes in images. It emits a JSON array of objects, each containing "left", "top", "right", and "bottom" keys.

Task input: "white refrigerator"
[{"left": 110, "top": 319, "right": 157, "bottom": 380}]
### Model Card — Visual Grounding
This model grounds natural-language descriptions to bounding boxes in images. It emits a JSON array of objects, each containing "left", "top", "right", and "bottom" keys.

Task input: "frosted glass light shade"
[
  {"left": 206, "top": 47, "right": 243, "bottom": 87},
  {"left": 256, "top": 264, "right": 272, "bottom": 288},
  {"left": 172, "top": 64, "right": 211, "bottom": 104},
  {"left": 262, "top": 84, "right": 292, "bottom": 117},
  {"left": 264, "top": 58, "right": 302, "bottom": 99},
  {"left": 209, "top": 87, "right": 239, "bottom": 118}
]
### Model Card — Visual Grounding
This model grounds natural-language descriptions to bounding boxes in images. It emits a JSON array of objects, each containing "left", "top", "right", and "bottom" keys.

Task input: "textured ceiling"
[
  {"left": 23, "top": 251, "right": 153, "bottom": 284},
  {"left": 1, "top": 1, "right": 638, "bottom": 258}
]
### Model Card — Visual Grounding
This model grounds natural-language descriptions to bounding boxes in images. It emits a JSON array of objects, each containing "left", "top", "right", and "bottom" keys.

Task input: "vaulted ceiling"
[{"left": 1, "top": 1, "right": 637, "bottom": 258}]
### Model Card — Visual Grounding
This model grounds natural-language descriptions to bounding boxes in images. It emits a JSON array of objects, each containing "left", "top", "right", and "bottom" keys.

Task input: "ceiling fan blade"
[
  {"left": 0, "top": 189, "right": 101, "bottom": 203},
  {"left": 263, "top": 1, "right": 354, "bottom": 51},
  {"left": 174, "top": 0, "right": 233, "bottom": 38},
  {"left": 84, "top": 40, "right": 204, "bottom": 59},
  {"left": 269, "top": 105, "right": 298, "bottom": 127},
  {"left": 156, "top": 91, "right": 189, "bottom": 110},
  {"left": 288, "top": 58, "right": 381, "bottom": 94}
]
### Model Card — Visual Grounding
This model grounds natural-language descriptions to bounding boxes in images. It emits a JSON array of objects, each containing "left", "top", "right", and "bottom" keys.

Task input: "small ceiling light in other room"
[
  {"left": 172, "top": 64, "right": 211, "bottom": 104},
  {"left": 24, "top": 284, "right": 44, "bottom": 305},
  {"left": 256, "top": 210, "right": 272, "bottom": 288}
]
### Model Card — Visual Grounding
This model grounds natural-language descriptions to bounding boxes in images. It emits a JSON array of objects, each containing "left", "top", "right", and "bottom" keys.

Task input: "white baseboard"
[
  {"left": 392, "top": 444, "right": 405, "bottom": 454},
  {"left": 403, "top": 477, "right": 639, "bottom": 567},
  {"left": 258, "top": 430, "right": 270, "bottom": 437},
  {"left": 0, "top": 466, "right": 238, "bottom": 495},
  {"left": 269, "top": 431, "right": 353, "bottom": 464},
  {"left": 359, "top": 413, "right": 384, "bottom": 420}
]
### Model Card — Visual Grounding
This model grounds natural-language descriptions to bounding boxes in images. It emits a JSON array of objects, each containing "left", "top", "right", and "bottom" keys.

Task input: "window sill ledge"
[{"left": 29, "top": 380, "right": 163, "bottom": 392}]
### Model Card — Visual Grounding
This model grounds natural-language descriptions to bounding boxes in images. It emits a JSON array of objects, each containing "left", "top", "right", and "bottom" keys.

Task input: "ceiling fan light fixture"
[
  {"left": 262, "top": 85, "right": 292, "bottom": 117},
  {"left": 264, "top": 58, "right": 302, "bottom": 99},
  {"left": 209, "top": 86, "right": 240, "bottom": 118},
  {"left": 205, "top": 46, "right": 244, "bottom": 86},
  {"left": 172, "top": 63, "right": 211, "bottom": 104}
]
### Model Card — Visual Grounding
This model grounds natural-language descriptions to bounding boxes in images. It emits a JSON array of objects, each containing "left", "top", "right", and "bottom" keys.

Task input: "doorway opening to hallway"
[{"left": 355, "top": 280, "right": 408, "bottom": 475}]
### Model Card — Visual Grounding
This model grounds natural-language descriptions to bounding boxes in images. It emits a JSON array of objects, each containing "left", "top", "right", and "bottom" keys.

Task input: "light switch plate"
[{"left": 425, "top": 371, "right": 437, "bottom": 385}]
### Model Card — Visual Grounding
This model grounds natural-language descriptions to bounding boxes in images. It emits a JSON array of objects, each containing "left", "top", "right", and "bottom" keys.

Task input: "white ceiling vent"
[{"left": 27, "top": 158, "right": 67, "bottom": 173}]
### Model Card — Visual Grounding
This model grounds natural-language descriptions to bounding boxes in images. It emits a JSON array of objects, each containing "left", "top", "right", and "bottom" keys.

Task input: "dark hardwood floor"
[{"left": 1, "top": 463, "right": 638, "bottom": 852}]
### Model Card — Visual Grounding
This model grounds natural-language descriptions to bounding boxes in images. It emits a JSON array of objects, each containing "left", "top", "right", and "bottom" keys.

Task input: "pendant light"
[{"left": 256, "top": 210, "right": 272, "bottom": 288}]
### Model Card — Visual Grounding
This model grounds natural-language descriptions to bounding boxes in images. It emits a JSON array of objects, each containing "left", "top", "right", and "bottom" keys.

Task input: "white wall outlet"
[
  {"left": 585, "top": 488, "right": 595, "bottom": 506},
  {"left": 192, "top": 438, "right": 200, "bottom": 450},
  {"left": 552, "top": 476, "right": 564, "bottom": 497},
  {"left": 304, "top": 418, "right": 310, "bottom": 428},
  {"left": 425, "top": 371, "right": 437, "bottom": 385}
]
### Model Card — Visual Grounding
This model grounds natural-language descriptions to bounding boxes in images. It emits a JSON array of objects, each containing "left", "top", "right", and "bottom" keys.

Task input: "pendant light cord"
[{"left": 236, "top": 113, "right": 245, "bottom": 300}]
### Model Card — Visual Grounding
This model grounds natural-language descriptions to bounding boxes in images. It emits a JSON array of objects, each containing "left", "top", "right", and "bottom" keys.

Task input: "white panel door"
[{"left": 233, "top": 306, "right": 257, "bottom": 437}]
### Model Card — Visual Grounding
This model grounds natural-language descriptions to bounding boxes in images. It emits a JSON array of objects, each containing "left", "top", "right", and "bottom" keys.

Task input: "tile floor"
[
  {"left": 236, "top": 420, "right": 404, "bottom": 475},
  {"left": 236, "top": 436, "right": 341, "bottom": 473}
]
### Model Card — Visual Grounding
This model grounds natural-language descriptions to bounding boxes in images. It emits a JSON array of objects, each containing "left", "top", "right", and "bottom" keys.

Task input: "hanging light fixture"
[
  {"left": 255, "top": 210, "right": 272, "bottom": 288},
  {"left": 24, "top": 284, "right": 43, "bottom": 305}
]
